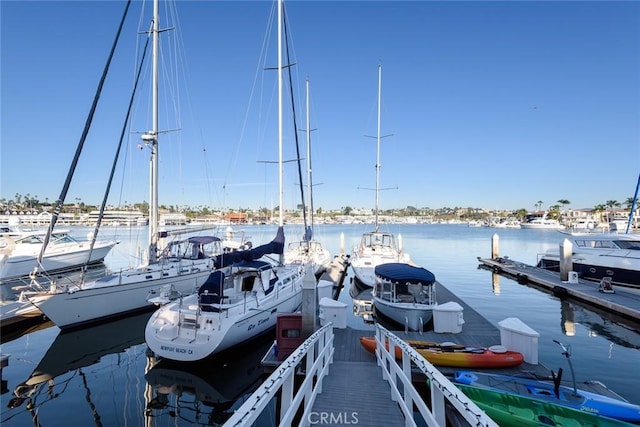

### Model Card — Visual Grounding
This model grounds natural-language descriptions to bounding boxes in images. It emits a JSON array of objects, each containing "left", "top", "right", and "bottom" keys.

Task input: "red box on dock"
[{"left": 276, "top": 314, "right": 303, "bottom": 361}]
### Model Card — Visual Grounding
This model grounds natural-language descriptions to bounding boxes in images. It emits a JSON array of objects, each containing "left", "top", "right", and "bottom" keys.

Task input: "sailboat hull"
[
  {"left": 145, "top": 263, "right": 305, "bottom": 362},
  {"left": 24, "top": 259, "right": 214, "bottom": 329}
]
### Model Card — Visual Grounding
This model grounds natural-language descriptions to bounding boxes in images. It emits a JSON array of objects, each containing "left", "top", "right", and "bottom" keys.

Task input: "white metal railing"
[
  {"left": 223, "top": 323, "right": 335, "bottom": 427},
  {"left": 374, "top": 324, "right": 498, "bottom": 427}
]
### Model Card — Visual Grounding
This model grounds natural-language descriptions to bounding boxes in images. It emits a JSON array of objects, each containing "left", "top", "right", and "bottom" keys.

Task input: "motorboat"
[
  {"left": 520, "top": 216, "right": 564, "bottom": 230},
  {"left": 371, "top": 263, "right": 436, "bottom": 331},
  {"left": 0, "top": 222, "right": 117, "bottom": 284},
  {"left": 537, "top": 231, "right": 640, "bottom": 288}
]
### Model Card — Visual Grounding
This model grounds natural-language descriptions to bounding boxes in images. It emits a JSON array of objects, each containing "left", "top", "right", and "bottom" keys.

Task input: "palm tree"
[{"left": 605, "top": 200, "right": 621, "bottom": 222}]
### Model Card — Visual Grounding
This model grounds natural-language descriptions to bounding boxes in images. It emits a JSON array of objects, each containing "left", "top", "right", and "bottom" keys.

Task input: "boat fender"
[{"left": 552, "top": 286, "right": 568, "bottom": 298}]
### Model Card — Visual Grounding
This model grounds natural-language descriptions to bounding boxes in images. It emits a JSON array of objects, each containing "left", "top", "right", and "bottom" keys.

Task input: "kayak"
[
  {"left": 359, "top": 336, "right": 524, "bottom": 368},
  {"left": 455, "top": 382, "right": 636, "bottom": 427},
  {"left": 454, "top": 370, "right": 640, "bottom": 423}
]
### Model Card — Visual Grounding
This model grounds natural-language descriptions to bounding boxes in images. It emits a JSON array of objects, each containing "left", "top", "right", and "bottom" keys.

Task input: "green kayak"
[{"left": 456, "top": 383, "right": 636, "bottom": 427}]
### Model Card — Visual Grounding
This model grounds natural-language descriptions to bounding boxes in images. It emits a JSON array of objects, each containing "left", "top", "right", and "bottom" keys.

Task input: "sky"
[{"left": 2, "top": 0, "right": 639, "bottom": 213}]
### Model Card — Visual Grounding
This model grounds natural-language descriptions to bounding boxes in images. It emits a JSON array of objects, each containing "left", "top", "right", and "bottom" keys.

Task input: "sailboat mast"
[
  {"left": 148, "top": 0, "right": 160, "bottom": 263},
  {"left": 277, "top": 0, "right": 283, "bottom": 228},
  {"left": 306, "top": 79, "right": 314, "bottom": 235},
  {"left": 375, "top": 64, "right": 382, "bottom": 232}
]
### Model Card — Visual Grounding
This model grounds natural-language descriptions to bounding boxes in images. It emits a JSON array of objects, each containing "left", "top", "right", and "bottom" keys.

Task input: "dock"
[
  {"left": 478, "top": 256, "right": 640, "bottom": 322},
  {"left": 255, "top": 257, "right": 628, "bottom": 426}
]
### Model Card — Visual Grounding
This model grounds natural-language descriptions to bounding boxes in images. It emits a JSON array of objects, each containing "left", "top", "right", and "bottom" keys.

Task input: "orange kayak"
[
  {"left": 360, "top": 336, "right": 470, "bottom": 359},
  {"left": 359, "top": 336, "right": 524, "bottom": 368}
]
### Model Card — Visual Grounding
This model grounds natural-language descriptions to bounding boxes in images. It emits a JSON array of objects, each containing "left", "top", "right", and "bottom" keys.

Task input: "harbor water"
[{"left": 1, "top": 223, "right": 638, "bottom": 426}]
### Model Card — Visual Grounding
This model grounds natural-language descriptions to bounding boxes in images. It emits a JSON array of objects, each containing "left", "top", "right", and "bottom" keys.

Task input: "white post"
[
  {"left": 491, "top": 233, "right": 499, "bottom": 259},
  {"left": 559, "top": 238, "right": 573, "bottom": 282}
]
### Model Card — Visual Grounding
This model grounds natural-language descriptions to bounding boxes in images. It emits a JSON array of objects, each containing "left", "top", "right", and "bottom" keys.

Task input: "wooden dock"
[{"left": 478, "top": 256, "right": 640, "bottom": 322}]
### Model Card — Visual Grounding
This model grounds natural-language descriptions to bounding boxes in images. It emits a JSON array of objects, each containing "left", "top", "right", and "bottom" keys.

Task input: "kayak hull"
[{"left": 359, "top": 336, "right": 524, "bottom": 368}]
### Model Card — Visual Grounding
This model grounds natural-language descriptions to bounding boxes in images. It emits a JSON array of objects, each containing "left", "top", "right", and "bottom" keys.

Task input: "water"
[{"left": 1, "top": 223, "right": 638, "bottom": 426}]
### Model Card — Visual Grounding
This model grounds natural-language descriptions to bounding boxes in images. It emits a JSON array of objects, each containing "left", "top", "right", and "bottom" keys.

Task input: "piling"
[
  {"left": 301, "top": 264, "right": 317, "bottom": 338},
  {"left": 491, "top": 233, "right": 499, "bottom": 258},
  {"left": 559, "top": 238, "right": 573, "bottom": 282}
]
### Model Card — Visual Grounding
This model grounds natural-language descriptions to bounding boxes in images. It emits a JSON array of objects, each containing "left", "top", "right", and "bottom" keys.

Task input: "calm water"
[{"left": 1, "top": 223, "right": 639, "bottom": 426}]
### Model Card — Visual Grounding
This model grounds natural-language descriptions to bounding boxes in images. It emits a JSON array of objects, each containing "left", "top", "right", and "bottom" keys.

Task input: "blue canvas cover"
[
  {"left": 374, "top": 263, "right": 436, "bottom": 284},
  {"left": 213, "top": 226, "right": 285, "bottom": 268}
]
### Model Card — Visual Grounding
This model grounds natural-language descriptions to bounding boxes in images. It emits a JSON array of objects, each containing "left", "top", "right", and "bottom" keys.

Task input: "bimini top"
[
  {"left": 375, "top": 263, "right": 436, "bottom": 285},
  {"left": 187, "top": 236, "right": 221, "bottom": 244}
]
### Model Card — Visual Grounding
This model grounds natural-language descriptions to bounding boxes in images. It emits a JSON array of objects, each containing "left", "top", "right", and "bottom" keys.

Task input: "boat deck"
[{"left": 478, "top": 256, "right": 640, "bottom": 322}]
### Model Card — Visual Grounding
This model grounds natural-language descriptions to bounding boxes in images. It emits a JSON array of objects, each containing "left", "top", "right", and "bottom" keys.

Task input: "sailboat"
[
  {"left": 350, "top": 64, "right": 411, "bottom": 288},
  {"left": 20, "top": 0, "right": 224, "bottom": 330},
  {"left": 144, "top": 0, "right": 307, "bottom": 362},
  {"left": 284, "top": 79, "right": 332, "bottom": 275}
]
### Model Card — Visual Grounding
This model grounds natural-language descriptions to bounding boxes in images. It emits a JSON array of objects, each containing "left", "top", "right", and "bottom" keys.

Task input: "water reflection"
[
  {"left": 144, "top": 335, "right": 272, "bottom": 425},
  {"left": 560, "top": 299, "right": 640, "bottom": 350},
  {"left": 7, "top": 311, "right": 150, "bottom": 414}
]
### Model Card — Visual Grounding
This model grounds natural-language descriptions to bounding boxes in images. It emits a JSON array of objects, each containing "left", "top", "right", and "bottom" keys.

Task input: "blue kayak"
[{"left": 454, "top": 371, "right": 640, "bottom": 423}]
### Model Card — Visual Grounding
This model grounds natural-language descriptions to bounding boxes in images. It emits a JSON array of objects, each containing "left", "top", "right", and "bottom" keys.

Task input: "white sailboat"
[
  {"left": 284, "top": 79, "right": 332, "bottom": 275},
  {"left": 350, "top": 64, "right": 410, "bottom": 287},
  {"left": 144, "top": 0, "right": 307, "bottom": 362},
  {"left": 21, "top": 0, "right": 222, "bottom": 329}
]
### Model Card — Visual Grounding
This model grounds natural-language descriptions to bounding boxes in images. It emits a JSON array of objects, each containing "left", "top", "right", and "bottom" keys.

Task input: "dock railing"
[
  {"left": 374, "top": 323, "right": 498, "bottom": 427},
  {"left": 223, "top": 322, "right": 335, "bottom": 427}
]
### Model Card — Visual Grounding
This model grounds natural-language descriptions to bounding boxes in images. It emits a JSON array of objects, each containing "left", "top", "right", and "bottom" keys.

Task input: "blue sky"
[{"left": 2, "top": 0, "right": 639, "bottom": 213}]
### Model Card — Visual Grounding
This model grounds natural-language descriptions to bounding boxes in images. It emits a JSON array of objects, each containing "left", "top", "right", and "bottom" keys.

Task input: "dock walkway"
[
  {"left": 306, "top": 275, "right": 628, "bottom": 424},
  {"left": 478, "top": 257, "right": 640, "bottom": 322}
]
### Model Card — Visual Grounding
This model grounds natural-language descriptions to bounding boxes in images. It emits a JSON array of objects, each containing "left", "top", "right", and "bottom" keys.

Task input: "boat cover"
[
  {"left": 213, "top": 226, "right": 285, "bottom": 268},
  {"left": 186, "top": 236, "right": 221, "bottom": 244},
  {"left": 375, "top": 263, "right": 435, "bottom": 284}
]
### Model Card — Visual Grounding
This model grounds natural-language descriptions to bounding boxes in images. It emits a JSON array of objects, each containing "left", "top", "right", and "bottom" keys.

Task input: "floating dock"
[
  {"left": 259, "top": 255, "right": 629, "bottom": 425},
  {"left": 478, "top": 256, "right": 640, "bottom": 322}
]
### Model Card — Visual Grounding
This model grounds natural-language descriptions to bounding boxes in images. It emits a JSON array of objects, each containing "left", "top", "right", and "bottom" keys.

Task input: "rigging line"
[
  {"left": 82, "top": 27, "right": 152, "bottom": 282},
  {"left": 221, "top": 2, "right": 277, "bottom": 211},
  {"left": 36, "top": 0, "right": 133, "bottom": 267},
  {"left": 282, "top": 5, "right": 308, "bottom": 232}
]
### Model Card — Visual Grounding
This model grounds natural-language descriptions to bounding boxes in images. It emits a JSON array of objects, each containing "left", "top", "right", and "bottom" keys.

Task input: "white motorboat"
[
  {"left": 0, "top": 221, "right": 117, "bottom": 284},
  {"left": 351, "top": 65, "right": 410, "bottom": 287},
  {"left": 537, "top": 231, "right": 640, "bottom": 288},
  {"left": 21, "top": 1, "right": 223, "bottom": 329},
  {"left": 146, "top": 0, "right": 307, "bottom": 362},
  {"left": 372, "top": 262, "right": 436, "bottom": 331},
  {"left": 520, "top": 216, "right": 564, "bottom": 230}
]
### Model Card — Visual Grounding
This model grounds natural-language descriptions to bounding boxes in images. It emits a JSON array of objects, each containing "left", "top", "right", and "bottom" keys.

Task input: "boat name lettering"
[
  {"left": 160, "top": 345, "right": 193, "bottom": 354},
  {"left": 248, "top": 317, "right": 269, "bottom": 331}
]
